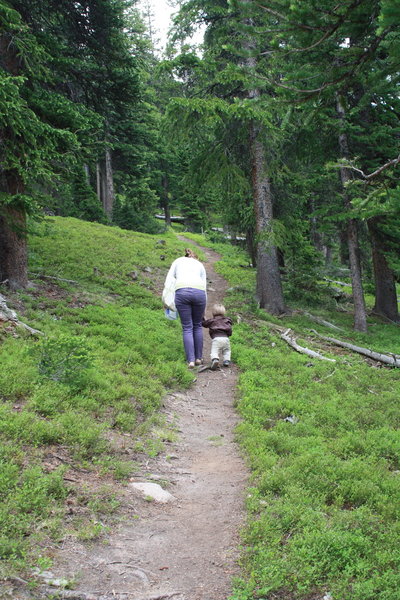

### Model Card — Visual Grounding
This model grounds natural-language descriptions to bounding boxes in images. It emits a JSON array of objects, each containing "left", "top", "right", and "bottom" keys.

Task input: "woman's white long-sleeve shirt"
[{"left": 164, "top": 257, "right": 207, "bottom": 292}]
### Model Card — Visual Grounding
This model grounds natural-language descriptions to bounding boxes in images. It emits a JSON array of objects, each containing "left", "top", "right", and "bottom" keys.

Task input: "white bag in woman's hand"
[{"left": 162, "top": 281, "right": 176, "bottom": 311}]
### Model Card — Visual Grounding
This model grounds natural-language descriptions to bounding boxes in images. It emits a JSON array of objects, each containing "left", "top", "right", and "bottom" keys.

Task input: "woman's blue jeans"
[{"left": 175, "top": 288, "right": 206, "bottom": 363}]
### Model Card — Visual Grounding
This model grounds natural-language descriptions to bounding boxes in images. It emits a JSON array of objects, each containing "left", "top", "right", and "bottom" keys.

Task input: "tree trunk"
[
  {"left": 336, "top": 94, "right": 367, "bottom": 332},
  {"left": 0, "top": 203, "right": 28, "bottom": 290},
  {"left": 339, "top": 226, "right": 349, "bottom": 265},
  {"left": 104, "top": 148, "right": 114, "bottom": 219},
  {"left": 346, "top": 218, "right": 367, "bottom": 331},
  {"left": 246, "top": 228, "right": 257, "bottom": 267},
  {"left": 242, "top": 3, "right": 285, "bottom": 315},
  {"left": 83, "top": 164, "right": 90, "bottom": 186},
  {"left": 96, "top": 161, "right": 102, "bottom": 205},
  {"left": 368, "top": 217, "right": 399, "bottom": 322},
  {"left": 250, "top": 122, "right": 286, "bottom": 314},
  {"left": 161, "top": 174, "right": 171, "bottom": 227},
  {"left": 324, "top": 242, "right": 332, "bottom": 267},
  {"left": 310, "top": 196, "right": 323, "bottom": 252}
]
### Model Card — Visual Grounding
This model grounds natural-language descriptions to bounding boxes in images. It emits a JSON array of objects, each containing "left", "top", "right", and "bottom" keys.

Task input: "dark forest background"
[{"left": 1, "top": 0, "right": 400, "bottom": 329}]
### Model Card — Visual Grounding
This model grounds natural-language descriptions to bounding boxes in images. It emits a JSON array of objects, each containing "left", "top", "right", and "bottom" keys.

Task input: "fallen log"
[
  {"left": 302, "top": 311, "right": 345, "bottom": 331},
  {"left": 0, "top": 294, "right": 43, "bottom": 336},
  {"left": 281, "top": 329, "right": 336, "bottom": 362},
  {"left": 311, "top": 330, "right": 400, "bottom": 367},
  {"left": 323, "top": 277, "right": 352, "bottom": 287}
]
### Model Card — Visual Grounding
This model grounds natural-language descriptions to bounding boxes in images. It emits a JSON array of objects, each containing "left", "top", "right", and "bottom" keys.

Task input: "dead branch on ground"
[
  {"left": 302, "top": 311, "right": 345, "bottom": 331},
  {"left": 0, "top": 294, "right": 43, "bottom": 336},
  {"left": 281, "top": 329, "right": 336, "bottom": 362},
  {"left": 29, "top": 272, "right": 78, "bottom": 284},
  {"left": 311, "top": 330, "right": 400, "bottom": 367}
]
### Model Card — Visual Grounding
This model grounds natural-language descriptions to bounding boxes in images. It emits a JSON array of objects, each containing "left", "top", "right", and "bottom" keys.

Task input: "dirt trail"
[{"left": 30, "top": 244, "right": 247, "bottom": 600}]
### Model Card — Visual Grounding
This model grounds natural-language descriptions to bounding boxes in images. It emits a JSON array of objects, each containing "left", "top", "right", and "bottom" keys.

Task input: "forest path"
[{"left": 48, "top": 241, "right": 248, "bottom": 600}]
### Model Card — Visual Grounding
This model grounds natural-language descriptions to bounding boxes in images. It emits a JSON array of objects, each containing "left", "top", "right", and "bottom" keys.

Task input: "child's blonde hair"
[{"left": 212, "top": 303, "right": 226, "bottom": 317}]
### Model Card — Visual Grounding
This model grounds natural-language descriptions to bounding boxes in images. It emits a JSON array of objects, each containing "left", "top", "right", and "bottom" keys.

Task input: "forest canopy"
[{"left": 1, "top": 0, "right": 399, "bottom": 329}]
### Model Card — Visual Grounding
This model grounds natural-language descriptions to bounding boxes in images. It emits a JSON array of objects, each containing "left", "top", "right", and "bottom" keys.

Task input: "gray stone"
[{"left": 130, "top": 482, "right": 176, "bottom": 503}]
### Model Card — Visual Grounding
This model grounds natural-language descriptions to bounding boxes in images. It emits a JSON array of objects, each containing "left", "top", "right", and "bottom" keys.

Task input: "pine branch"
[
  {"left": 255, "top": 4, "right": 327, "bottom": 32},
  {"left": 257, "top": 0, "right": 365, "bottom": 45},
  {"left": 256, "top": 27, "right": 393, "bottom": 96}
]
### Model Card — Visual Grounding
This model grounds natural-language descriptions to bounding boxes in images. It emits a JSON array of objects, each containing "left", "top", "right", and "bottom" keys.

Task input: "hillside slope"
[{"left": 0, "top": 217, "right": 196, "bottom": 574}]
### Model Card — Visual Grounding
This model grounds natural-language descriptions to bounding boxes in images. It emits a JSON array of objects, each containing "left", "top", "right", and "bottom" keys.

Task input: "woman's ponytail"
[{"left": 184, "top": 248, "right": 198, "bottom": 259}]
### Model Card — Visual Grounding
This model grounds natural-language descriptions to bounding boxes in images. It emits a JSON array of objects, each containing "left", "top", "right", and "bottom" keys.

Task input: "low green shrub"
[
  {"left": 0, "top": 217, "right": 198, "bottom": 570},
  {"left": 36, "top": 334, "right": 93, "bottom": 388},
  {"left": 187, "top": 234, "right": 400, "bottom": 600}
]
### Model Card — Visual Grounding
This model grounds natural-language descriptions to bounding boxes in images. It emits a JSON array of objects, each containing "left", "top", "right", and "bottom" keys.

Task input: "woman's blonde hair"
[
  {"left": 184, "top": 248, "right": 198, "bottom": 259},
  {"left": 212, "top": 303, "right": 226, "bottom": 317}
]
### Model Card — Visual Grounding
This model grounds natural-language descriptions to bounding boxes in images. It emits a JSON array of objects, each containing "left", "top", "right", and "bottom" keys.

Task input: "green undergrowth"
[
  {"left": 185, "top": 233, "right": 400, "bottom": 600},
  {"left": 0, "top": 217, "right": 193, "bottom": 573}
]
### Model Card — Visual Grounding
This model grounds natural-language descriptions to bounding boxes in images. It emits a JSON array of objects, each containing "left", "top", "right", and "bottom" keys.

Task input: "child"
[{"left": 202, "top": 303, "right": 233, "bottom": 370}]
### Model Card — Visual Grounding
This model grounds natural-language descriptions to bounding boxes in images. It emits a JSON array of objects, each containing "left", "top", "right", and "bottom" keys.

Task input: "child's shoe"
[
  {"left": 188, "top": 362, "right": 195, "bottom": 369},
  {"left": 195, "top": 359, "right": 203, "bottom": 366},
  {"left": 223, "top": 360, "right": 231, "bottom": 367},
  {"left": 210, "top": 358, "right": 219, "bottom": 370}
]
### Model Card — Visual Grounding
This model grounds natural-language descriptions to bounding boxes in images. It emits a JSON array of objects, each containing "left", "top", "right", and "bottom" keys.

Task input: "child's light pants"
[{"left": 210, "top": 336, "right": 231, "bottom": 361}]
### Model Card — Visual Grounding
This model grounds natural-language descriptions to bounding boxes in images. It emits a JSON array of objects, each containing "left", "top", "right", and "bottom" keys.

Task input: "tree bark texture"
[
  {"left": 336, "top": 94, "right": 367, "bottom": 332},
  {"left": 96, "top": 148, "right": 114, "bottom": 220},
  {"left": 84, "top": 164, "right": 91, "bottom": 186},
  {"left": 246, "top": 228, "right": 257, "bottom": 267},
  {"left": 96, "top": 161, "right": 102, "bottom": 205},
  {"left": 0, "top": 204, "right": 28, "bottom": 290},
  {"left": 241, "top": 6, "right": 285, "bottom": 315},
  {"left": 368, "top": 218, "right": 399, "bottom": 322},
  {"left": 250, "top": 122, "right": 286, "bottom": 314},
  {"left": 104, "top": 147, "right": 115, "bottom": 219},
  {"left": 162, "top": 174, "right": 171, "bottom": 227}
]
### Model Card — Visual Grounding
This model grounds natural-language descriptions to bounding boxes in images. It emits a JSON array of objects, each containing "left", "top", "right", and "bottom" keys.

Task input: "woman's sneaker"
[
  {"left": 210, "top": 358, "right": 219, "bottom": 370},
  {"left": 223, "top": 360, "right": 231, "bottom": 367}
]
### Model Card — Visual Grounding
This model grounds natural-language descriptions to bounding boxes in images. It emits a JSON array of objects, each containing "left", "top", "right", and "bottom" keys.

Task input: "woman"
[{"left": 163, "top": 248, "right": 207, "bottom": 368}]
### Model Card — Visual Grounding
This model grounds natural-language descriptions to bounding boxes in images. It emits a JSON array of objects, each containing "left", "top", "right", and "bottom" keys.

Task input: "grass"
[
  {"left": 0, "top": 217, "right": 194, "bottom": 574},
  {"left": 187, "top": 233, "right": 400, "bottom": 600},
  {"left": 2, "top": 220, "right": 400, "bottom": 599}
]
